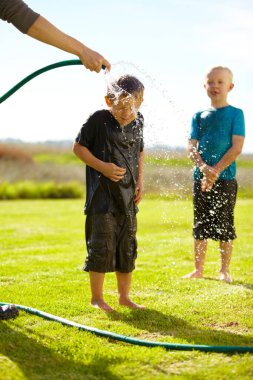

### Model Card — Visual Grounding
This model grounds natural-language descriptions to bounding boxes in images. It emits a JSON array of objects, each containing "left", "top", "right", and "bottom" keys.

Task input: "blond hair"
[{"left": 206, "top": 66, "right": 233, "bottom": 83}]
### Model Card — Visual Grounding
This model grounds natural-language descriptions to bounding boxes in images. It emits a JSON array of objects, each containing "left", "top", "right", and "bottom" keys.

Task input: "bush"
[
  {"left": 0, "top": 183, "right": 18, "bottom": 199},
  {"left": 0, "top": 181, "right": 83, "bottom": 200},
  {"left": 0, "top": 144, "right": 33, "bottom": 162}
]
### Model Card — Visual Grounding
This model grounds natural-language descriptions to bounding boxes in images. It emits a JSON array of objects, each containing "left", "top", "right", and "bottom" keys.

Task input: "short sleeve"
[
  {"left": 75, "top": 113, "right": 99, "bottom": 149},
  {"left": 189, "top": 112, "right": 200, "bottom": 140},
  {"left": 232, "top": 109, "right": 245, "bottom": 137}
]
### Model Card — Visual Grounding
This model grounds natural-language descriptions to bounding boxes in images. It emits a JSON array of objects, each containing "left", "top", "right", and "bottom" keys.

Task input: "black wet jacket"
[{"left": 75, "top": 110, "right": 144, "bottom": 215}]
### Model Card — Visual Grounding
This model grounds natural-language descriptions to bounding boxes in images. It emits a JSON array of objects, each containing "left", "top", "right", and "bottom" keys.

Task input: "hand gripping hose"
[
  {"left": 1, "top": 302, "right": 252, "bottom": 353},
  {"left": 0, "top": 59, "right": 105, "bottom": 104}
]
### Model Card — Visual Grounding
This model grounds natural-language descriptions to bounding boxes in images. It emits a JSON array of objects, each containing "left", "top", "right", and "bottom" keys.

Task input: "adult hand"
[
  {"left": 26, "top": 16, "right": 111, "bottom": 73},
  {"left": 79, "top": 45, "right": 111, "bottom": 72}
]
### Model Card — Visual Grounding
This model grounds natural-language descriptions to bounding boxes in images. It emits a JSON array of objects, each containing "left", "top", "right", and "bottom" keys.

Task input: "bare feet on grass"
[
  {"left": 119, "top": 297, "right": 145, "bottom": 309},
  {"left": 91, "top": 299, "right": 114, "bottom": 313},
  {"left": 220, "top": 272, "right": 232, "bottom": 283},
  {"left": 182, "top": 270, "right": 204, "bottom": 279}
]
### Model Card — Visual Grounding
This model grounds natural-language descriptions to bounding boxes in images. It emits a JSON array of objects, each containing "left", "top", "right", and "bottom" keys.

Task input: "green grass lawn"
[{"left": 0, "top": 198, "right": 253, "bottom": 379}]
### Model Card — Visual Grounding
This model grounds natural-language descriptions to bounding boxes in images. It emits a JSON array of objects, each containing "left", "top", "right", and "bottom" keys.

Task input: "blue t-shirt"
[{"left": 189, "top": 105, "right": 245, "bottom": 180}]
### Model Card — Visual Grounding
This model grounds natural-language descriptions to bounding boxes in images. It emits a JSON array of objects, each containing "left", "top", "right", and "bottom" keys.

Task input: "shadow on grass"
[
  {"left": 204, "top": 276, "right": 253, "bottom": 290},
  {"left": 232, "top": 281, "right": 253, "bottom": 290},
  {"left": 108, "top": 308, "right": 253, "bottom": 348},
  {"left": 0, "top": 321, "right": 122, "bottom": 380}
]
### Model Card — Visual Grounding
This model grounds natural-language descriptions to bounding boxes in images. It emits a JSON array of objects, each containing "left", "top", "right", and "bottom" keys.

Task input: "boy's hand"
[
  {"left": 101, "top": 162, "right": 126, "bottom": 182},
  {"left": 201, "top": 165, "right": 219, "bottom": 192},
  {"left": 201, "top": 177, "right": 215, "bottom": 192},
  {"left": 134, "top": 181, "right": 143, "bottom": 204}
]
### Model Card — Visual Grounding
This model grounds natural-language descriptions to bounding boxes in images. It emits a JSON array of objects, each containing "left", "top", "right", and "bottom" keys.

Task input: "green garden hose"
[
  {"left": 0, "top": 59, "right": 105, "bottom": 104},
  {"left": 1, "top": 302, "right": 252, "bottom": 353}
]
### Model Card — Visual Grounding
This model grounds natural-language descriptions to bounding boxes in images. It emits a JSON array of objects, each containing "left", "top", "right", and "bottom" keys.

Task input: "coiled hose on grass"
[
  {"left": 1, "top": 61, "right": 253, "bottom": 354},
  {"left": 1, "top": 302, "right": 252, "bottom": 353}
]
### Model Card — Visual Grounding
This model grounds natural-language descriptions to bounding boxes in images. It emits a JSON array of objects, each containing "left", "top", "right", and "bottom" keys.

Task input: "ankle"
[
  {"left": 118, "top": 295, "right": 129, "bottom": 302},
  {"left": 194, "top": 268, "right": 204, "bottom": 275},
  {"left": 220, "top": 271, "right": 232, "bottom": 283},
  {"left": 220, "top": 269, "right": 230, "bottom": 274},
  {"left": 91, "top": 296, "right": 104, "bottom": 304}
]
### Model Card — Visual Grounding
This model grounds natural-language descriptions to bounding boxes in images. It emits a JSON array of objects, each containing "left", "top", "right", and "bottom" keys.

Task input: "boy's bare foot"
[
  {"left": 182, "top": 270, "right": 203, "bottom": 279},
  {"left": 220, "top": 272, "right": 232, "bottom": 283},
  {"left": 119, "top": 298, "right": 145, "bottom": 309},
  {"left": 91, "top": 300, "right": 114, "bottom": 312}
]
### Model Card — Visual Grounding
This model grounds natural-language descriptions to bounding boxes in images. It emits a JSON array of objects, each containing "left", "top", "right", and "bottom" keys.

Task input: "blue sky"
[{"left": 1, "top": 0, "right": 253, "bottom": 152}]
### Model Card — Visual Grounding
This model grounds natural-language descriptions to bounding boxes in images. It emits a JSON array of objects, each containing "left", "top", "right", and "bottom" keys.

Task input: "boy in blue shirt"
[{"left": 183, "top": 66, "right": 245, "bottom": 283}]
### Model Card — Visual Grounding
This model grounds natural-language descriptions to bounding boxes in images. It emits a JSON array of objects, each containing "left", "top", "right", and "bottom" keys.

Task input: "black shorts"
[
  {"left": 84, "top": 213, "right": 137, "bottom": 273},
  {"left": 193, "top": 180, "right": 237, "bottom": 241}
]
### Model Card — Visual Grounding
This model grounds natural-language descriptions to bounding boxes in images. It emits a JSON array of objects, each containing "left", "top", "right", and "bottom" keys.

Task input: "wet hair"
[
  {"left": 107, "top": 75, "right": 144, "bottom": 100},
  {"left": 206, "top": 66, "right": 233, "bottom": 82}
]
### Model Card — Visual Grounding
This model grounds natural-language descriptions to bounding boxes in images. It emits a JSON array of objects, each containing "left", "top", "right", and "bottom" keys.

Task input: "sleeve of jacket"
[
  {"left": 0, "top": 0, "right": 40, "bottom": 33},
  {"left": 75, "top": 111, "right": 102, "bottom": 151}
]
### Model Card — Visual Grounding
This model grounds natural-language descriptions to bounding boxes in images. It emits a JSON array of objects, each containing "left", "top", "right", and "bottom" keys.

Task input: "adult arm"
[
  {"left": 73, "top": 142, "right": 126, "bottom": 182},
  {"left": 0, "top": 0, "right": 39, "bottom": 32},
  {"left": 0, "top": 0, "right": 110, "bottom": 72},
  {"left": 27, "top": 16, "right": 110, "bottom": 72}
]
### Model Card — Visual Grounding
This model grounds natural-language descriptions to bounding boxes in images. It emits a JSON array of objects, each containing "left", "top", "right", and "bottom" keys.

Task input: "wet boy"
[
  {"left": 183, "top": 66, "right": 245, "bottom": 283},
  {"left": 73, "top": 75, "right": 145, "bottom": 311}
]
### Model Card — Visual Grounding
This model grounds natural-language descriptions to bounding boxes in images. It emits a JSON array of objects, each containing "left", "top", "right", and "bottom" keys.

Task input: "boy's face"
[
  {"left": 204, "top": 68, "right": 234, "bottom": 106},
  {"left": 105, "top": 91, "right": 143, "bottom": 126}
]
